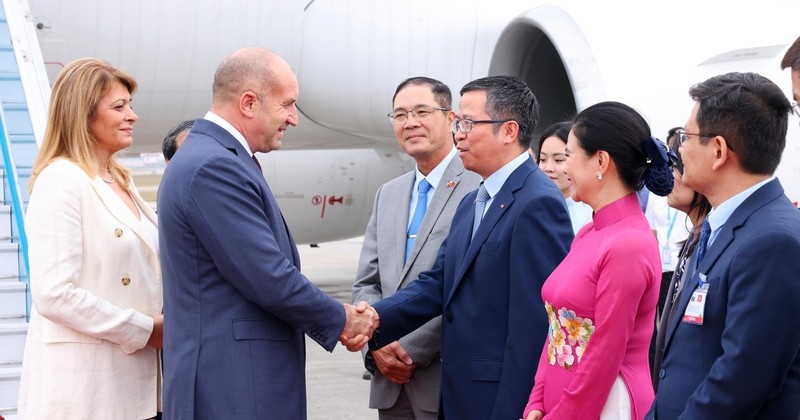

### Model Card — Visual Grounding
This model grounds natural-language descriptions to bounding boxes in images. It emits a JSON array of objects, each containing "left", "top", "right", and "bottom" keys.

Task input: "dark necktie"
[
  {"left": 405, "top": 179, "right": 432, "bottom": 262},
  {"left": 472, "top": 183, "right": 490, "bottom": 238},
  {"left": 252, "top": 154, "right": 263, "bottom": 172},
  {"left": 694, "top": 220, "right": 712, "bottom": 269}
]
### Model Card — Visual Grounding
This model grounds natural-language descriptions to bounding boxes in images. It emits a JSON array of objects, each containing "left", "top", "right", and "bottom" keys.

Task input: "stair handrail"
[{"left": 0, "top": 103, "right": 30, "bottom": 278}]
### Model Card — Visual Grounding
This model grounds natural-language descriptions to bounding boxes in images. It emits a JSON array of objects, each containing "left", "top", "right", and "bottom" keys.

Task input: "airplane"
[{"left": 26, "top": 0, "right": 800, "bottom": 244}]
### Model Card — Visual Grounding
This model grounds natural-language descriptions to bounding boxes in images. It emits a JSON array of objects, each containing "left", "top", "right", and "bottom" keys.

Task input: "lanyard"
[{"left": 666, "top": 207, "right": 678, "bottom": 242}]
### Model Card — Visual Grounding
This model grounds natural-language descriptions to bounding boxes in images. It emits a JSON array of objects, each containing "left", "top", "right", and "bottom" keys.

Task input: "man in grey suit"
[{"left": 352, "top": 77, "right": 481, "bottom": 419}]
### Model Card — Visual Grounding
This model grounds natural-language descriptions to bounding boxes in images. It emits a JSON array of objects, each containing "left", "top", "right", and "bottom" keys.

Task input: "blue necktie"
[
  {"left": 472, "top": 183, "right": 490, "bottom": 238},
  {"left": 406, "top": 179, "right": 432, "bottom": 262},
  {"left": 694, "top": 220, "right": 712, "bottom": 269}
]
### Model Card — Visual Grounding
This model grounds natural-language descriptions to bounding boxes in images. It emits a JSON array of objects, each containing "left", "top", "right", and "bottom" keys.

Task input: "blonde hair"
[{"left": 29, "top": 58, "right": 137, "bottom": 192}]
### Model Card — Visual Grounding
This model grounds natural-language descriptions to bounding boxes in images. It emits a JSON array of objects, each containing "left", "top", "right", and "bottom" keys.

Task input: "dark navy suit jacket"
[
  {"left": 649, "top": 178, "right": 800, "bottom": 419},
  {"left": 158, "top": 119, "right": 346, "bottom": 420},
  {"left": 372, "top": 157, "right": 573, "bottom": 420}
]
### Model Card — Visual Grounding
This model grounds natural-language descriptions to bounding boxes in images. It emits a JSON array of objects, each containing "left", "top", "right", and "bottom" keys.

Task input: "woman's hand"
[
  {"left": 524, "top": 410, "right": 544, "bottom": 420},
  {"left": 147, "top": 314, "right": 163, "bottom": 349}
]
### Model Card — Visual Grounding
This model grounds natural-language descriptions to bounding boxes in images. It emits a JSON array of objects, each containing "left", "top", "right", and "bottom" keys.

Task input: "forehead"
[
  {"left": 393, "top": 84, "right": 435, "bottom": 107},
  {"left": 685, "top": 102, "right": 700, "bottom": 129},
  {"left": 100, "top": 81, "right": 131, "bottom": 101},
  {"left": 566, "top": 129, "right": 580, "bottom": 148},
  {"left": 268, "top": 65, "right": 299, "bottom": 99},
  {"left": 540, "top": 136, "right": 567, "bottom": 152},
  {"left": 458, "top": 90, "right": 487, "bottom": 116}
]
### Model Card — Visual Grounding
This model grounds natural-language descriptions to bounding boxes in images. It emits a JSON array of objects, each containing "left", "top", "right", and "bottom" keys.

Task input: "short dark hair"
[
  {"left": 781, "top": 36, "right": 800, "bottom": 71},
  {"left": 460, "top": 75, "right": 539, "bottom": 150},
  {"left": 162, "top": 119, "right": 195, "bottom": 161},
  {"left": 535, "top": 121, "right": 572, "bottom": 163},
  {"left": 689, "top": 72, "right": 791, "bottom": 175},
  {"left": 392, "top": 76, "right": 452, "bottom": 109},
  {"left": 571, "top": 101, "right": 650, "bottom": 191}
]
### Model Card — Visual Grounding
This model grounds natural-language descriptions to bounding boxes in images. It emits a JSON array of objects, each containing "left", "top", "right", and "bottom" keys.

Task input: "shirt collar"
[
  {"left": 204, "top": 111, "right": 253, "bottom": 156},
  {"left": 414, "top": 147, "right": 457, "bottom": 190},
  {"left": 707, "top": 176, "right": 774, "bottom": 233},
  {"left": 482, "top": 152, "right": 530, "bottom": 198}
]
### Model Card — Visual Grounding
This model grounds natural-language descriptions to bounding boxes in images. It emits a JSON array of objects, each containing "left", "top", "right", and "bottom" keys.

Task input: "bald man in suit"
[{"left": 158, "top": 48, "right": 377, "bottom": 420}]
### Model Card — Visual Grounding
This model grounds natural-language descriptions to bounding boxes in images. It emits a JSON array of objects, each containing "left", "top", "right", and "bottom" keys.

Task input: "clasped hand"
[{"left": 339, "top": 301, "right": 380, "bottom": 351}]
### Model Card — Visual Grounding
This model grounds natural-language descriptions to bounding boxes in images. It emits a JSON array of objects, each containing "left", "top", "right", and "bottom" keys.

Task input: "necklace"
[{"left": 99, "top": 172, "right": 114, "bottom": 184}]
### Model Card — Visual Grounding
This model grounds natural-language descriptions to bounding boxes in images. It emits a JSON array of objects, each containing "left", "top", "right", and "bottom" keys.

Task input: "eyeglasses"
[
  {"left": 387, "top": 105, "right": 449, "bottom": 124},
  {"left": 450, "top": 119, "right": 512, "bottom": 134},
  {"left": 675, "top": 128, "right": 736, "bottom": 152},
  {"left": 675, "top": 128, "right": 718, "bottom": 147}
]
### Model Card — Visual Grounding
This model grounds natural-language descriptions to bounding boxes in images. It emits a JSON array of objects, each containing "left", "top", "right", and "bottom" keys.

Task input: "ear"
[
  {"left": 239, "top": 91, "right": 259, "bottom": 118},
  {"left": 501, "top": 120, "right": 520, "bottom": 145},
  {"left": 710, "top": 135, "right": 731, "bottom": 171},
  {"left": 446, "top": 110, "right": 456, "bottom": 125},
  {"left": 596, "top": 150, "right": 610, "bottom": 173}
]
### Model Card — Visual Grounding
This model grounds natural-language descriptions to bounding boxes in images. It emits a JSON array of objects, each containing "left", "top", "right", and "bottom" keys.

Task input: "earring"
[{"left": 596, "top": 172, "right": 603, "bottom": 180}]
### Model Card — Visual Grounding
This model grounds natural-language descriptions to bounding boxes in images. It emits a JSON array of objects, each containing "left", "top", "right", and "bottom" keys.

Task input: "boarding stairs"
[{"left": 0, "top": 0, "right": 50, "bottom": 418}]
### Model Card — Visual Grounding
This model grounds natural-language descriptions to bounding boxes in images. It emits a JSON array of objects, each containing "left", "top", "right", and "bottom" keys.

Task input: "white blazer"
[{"left": 18, "top": 159, "right": 162, "bottom": 420}]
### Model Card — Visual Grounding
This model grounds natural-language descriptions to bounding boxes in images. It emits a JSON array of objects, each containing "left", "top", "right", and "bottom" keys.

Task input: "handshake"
[{"left": 339, "top": 301, "right": 380, "bottom": 351}]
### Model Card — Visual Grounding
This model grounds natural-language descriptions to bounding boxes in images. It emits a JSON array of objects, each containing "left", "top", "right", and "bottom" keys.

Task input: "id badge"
[
  {"left": 682, "top": 280, "right": 708, "bottom": 325},
  {"left": 661, "top": 244, "right": 672, "bottom": 266}
]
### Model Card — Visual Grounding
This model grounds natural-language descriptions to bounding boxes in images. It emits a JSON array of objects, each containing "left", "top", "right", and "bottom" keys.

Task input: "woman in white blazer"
[{"left": 17, "top": 58, "right": 163, "bottom": 419}]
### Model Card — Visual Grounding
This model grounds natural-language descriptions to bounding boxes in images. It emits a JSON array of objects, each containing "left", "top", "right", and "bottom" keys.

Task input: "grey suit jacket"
[{"left": 352, "top": 155, "right": 480, "bottom": 412}]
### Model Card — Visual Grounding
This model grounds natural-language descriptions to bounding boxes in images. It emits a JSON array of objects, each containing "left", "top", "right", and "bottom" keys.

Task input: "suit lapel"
[
  {"left": 197, "top": 119, "right": 300, "bottom": 266},
  {"left": 401, "top": 158, "right": 466, "bottom": 281},
  {"left": 664, "top": 252, "right": 698, "bottom": 348},
  {"left": 696, "top": 179, "right": 784, "bottom": 277},
  {"left": 446, "top": 160, "right": 533, "bottom": 306},
  {"left": 392, "top": 173, "right": 415, "bottom": 285},
  {"left": 89, "top": 178, "right": 158, "bottom": 259},
  {"left": 664, "top": 179, "right": 786, "bottom": 349}
]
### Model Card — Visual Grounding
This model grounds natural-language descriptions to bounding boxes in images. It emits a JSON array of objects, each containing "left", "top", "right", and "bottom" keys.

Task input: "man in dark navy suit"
[
  {"left": 364, "top": 76, "right": 573, "bottom": 420},
  {"left": 158, "top": 47, "right": 377, "bottom": 420},
  {"left": 649, "top": 72, "right": 800, "bottom": 419}
]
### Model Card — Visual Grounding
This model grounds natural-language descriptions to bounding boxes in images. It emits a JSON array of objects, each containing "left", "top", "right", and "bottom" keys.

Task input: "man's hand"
[
  {"left": 339, "top": 301, "right": 380, "bottom": 351},
  {"left": 371, "top": 341, "right": 416, "bottom": 384}
]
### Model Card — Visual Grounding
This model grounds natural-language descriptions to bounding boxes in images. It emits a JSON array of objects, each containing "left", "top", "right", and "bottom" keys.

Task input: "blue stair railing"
[{"left": 0, "top": 103, "right": 29, "bottom": 278}]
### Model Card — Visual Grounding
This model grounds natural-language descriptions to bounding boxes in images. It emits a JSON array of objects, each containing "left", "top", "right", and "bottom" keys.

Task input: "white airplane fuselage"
[{"left": 27, "top": 0, "right": 800, "bottom": 243}]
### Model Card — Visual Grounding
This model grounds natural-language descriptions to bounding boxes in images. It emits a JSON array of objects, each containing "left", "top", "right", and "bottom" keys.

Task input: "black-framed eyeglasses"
[
  {"left": 451, "top": 119, "right": 512, "bottom": 134},
  {"left": 676, "top": 128, "right": 736, "bottom": 152},
  {"left": 675, "top": 128, "right": 718, "bottom": 147},
  {"left": 387, "top": 105, "right": 449, "bottom": 124}
]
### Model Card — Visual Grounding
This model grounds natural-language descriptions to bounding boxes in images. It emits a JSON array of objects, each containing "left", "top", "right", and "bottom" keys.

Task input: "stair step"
[
  {"left": 0, "top": 206, "right": 9, "bottom": 241},
  {"left": 0, "top": 243, "right": 19, "bottom": 278},
  {"left": 0, "top": 314, "right": 25, "bottom": 325},
  {"left": 0, "top": 282, "right": 25, "bottom": 321},
  {"left": 0, "top": 323, "right": 26, "bottom": 367},
  {"left": 0, "top": 365, "right": 21, "bottom": 411}
]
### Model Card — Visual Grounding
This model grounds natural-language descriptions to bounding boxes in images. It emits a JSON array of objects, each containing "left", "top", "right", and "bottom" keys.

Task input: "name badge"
[
  {"left": 661, "top": 244, "right": 672, "bottom": 266},
  {"left": 682, "top": 280, "right": 708, "bottom": 325}
]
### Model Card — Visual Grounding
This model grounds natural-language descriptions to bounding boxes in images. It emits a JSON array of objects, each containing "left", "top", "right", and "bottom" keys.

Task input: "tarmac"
[{"left": 298, "top": 236, "right": 377, "bottom": 419}]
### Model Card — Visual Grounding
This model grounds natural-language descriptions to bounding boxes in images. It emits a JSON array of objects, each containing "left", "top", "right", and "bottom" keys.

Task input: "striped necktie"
[{"left": 472, "top": 183, "right": 489, "bottom": 238}]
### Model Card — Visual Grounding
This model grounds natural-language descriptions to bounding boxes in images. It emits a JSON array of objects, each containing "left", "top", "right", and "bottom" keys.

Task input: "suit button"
[
  {"left": 114, "top": 228, "right": 123, "bottom": 237},
  {"left": 121, "top": 276, "right": 131, "bottom": 286},
  {"left": 446, "top": 314, "right": 453, "bottom": 323},
  {"left": 659, "top": 369, "right": 665, "bottom": 379}
]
